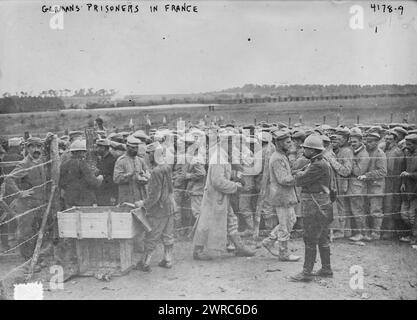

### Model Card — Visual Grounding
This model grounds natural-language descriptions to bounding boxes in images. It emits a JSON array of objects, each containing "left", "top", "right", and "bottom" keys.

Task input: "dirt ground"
[{"left": 7, "top": 237, "right": 408, "bottom": 300}]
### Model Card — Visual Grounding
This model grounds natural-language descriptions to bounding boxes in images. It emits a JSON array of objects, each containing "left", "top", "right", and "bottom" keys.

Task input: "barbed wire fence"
[{"left": 0, "top": 135, "right": 60, "bottom": 299}]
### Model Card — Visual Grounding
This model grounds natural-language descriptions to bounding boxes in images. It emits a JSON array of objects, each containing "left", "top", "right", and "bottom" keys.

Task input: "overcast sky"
[{"left": 0, "top": 0, "right": 416, "bottom": 96}]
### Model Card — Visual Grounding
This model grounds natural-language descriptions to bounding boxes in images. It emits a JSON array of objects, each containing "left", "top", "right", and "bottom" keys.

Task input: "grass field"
[{"left": 1, "top": 96, "right": 416, "bottom": 137}]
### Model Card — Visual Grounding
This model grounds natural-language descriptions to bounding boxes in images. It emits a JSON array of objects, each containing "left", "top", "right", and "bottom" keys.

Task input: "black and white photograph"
[{"left": 0, "top": 0, "right": 416, "bottom": 303}]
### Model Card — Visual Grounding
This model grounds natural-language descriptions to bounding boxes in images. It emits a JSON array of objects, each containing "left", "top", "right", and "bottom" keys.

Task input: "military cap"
[
  {"left": 271, "top": 129, "right": 291, "bottom": 141},
  {"left": 60, "top": 135, "right": 69, "bottom": 141},
  {"left": 126, "top": 135, "right": 142, "bottom": 147},
  {"left": 366, "top": 132, "right": 381, "bottom": 140},
  {"left": 321, "top": 124, "right": 333, "bottom": 131},
  {"left": 257, "top": 131, "right": 272, "bottom": 143},
  {"left": 368, "top": 126, "right": 383, "bottom": 134},
  {"left": 146, "top": 141, "right": 163, "bottom": 153},
  {"left": 335, "top": 126, "right": 350, "bottom": 136},
  {"left": 385, "top": 130, "right": 399, "bottom": 139},
  {"left": 96, "top": 139, "right": 110, "bottom": 147},
  {"left": 405, "top": 133, "right": 417, "bottom": 142},
  {"left": 292, "top": 130, "right": 306, "bottom": 140},
  {"left": 225, "top": 123, "right": 235, "bottom": 128},
  {"left": 8, "top": 137, "right": 23, "bottom": 147},
  {"left": 119, "top": 131, "right": 131, "bottom": 137},
  {"left": 276, "top": 122, "right": 288, "bottom": 129},
  {"left": 132, "top": 130, "right": 150, "bottom": 141},
  {"left": 26, "top": 137, "right": 43, "bottom": 147},
  {"left": 392, "top": 126, "right": 408, "bottom": 136},
  {"left": 349, "top": 127, "right": 363, "bottom": 138}
]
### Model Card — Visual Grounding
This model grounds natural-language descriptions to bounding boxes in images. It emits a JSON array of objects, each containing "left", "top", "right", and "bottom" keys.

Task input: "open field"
[{"left": 1, "top": 96, "right": 416, "bottom": 136}]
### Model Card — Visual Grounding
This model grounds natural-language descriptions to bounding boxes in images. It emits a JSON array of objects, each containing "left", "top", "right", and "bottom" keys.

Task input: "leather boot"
[
  {"left": 158, "top": 245, "right": 173, "bottom": 269},
  {"left": 193, "top": 245, "right": 213, "bottom": 261},
  {"left": 136, "top": 252, "right": 152, "bottom": 272},
  {"left": 238, "top": 216, "right": 254, "bottom": 237},
  {"left": 278, "top": 241, "right": 300, "bottom": 262},
  {"left": 229, "top": 233, "right": 255, "bottom": 257},
  {"left": 313, "top": 245, "right": 333, "bottom": 277},
  {"left": 290, "top": 244, "right": 315, "bottom": 282}
]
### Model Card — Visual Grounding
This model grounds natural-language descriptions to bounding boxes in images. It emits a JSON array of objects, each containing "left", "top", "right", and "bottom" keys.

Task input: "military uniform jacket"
[
  {"left": 384, "top": 144, "right": 405, "bottom": 194},
  {"left": 97, "top": 151, "right": 118, "bottom": 197},
  {"left": 143, "top": 164, "right": 174, "bottom": 218},
  {"left": 113, "top": 153, "right": 147, "bottom": 204},
  {"left": 327, "top": 145, "right": 353, "bottom": 194},
  {"left": 365, "top": 148, "right": 387, "bottom": 195},
  {"left": 59, "top": 156, "right": 102, "bottom": 207},
  {"left": 5, "top": 155, "right": 47, "bottom": 205},
  {"left": 267, "top": 149, "right": 298, "bottom": 208},
  {"left": 295, "top": 155, "right": 331, "bottom": 194},
  {"left": 402, "top": 149, "right": 417, "bottom": 199},
  {"left": 349, "top": 144, "right": 369, "bottom": 195}
]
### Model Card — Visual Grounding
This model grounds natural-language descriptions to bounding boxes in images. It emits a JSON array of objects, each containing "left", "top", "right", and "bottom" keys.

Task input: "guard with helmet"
[
  {"left": 291, "top": 134, "right": 334, "bottom": 282},
  {"left": 59, "top": 140, "right": 103, "bottom": 208}
]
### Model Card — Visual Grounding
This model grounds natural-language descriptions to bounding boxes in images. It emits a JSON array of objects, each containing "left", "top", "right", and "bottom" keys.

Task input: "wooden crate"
[
  {"left": 57, "top": 206, "right": 137, "bottom": 239},
  {"left": 75, "top": 239, "right": 138, "bottom": 276},
  {"left": 57, "top": 206, "right": 141, "bottom": 276}
]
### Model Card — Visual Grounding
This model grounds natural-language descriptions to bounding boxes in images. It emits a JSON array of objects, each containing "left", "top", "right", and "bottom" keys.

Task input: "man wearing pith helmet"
[
  {"left": 5, "top": 137, "right": 47, "bottom": 267},
  {"left": 261, "top": 129, "right": 300, "bottom": 262},
  {"left": 291, "top": 134, "right": 334, "bottom": 282}
]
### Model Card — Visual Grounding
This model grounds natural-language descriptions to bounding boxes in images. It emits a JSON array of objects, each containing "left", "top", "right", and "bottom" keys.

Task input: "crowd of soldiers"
[{"left": 1, "top": 116, "right": 417, "bottom": 280}]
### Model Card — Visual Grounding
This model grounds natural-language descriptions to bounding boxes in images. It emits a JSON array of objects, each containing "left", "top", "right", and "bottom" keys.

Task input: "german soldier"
[
  {"left": 134, "top": 142, "right": 175, "bottom": 271},
  {"left": 262, "top": 129, "right": 301, "bottom": 261}
]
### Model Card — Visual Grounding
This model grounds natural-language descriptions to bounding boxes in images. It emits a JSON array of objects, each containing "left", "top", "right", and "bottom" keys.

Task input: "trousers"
[{"left": 144, "top": 215, "right": 175, "bottom": 253}]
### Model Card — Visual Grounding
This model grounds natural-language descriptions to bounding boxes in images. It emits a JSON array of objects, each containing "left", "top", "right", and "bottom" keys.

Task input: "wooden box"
[
  {"left": 57, "top": 206, "right": 141, "bottom": 275},
  {"left": 57, "top": 206, "right": 137, "bottom": 239},
  {"left": 75, "top": 239, "right": 138, "bottom": 276}
]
